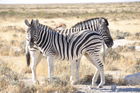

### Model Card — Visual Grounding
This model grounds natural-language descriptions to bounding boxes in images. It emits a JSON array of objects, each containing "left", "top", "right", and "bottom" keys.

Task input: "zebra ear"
[
  {"left": 25, "top": 19, "right": 31, "bottom": 27},
  {"left": 31, "top": 19, "right": 38, "bottom": 26},
  {"left": 31, "top": 19, "right": 34, "bottom": 25},
  {"left": 99, "top": 18, "right": 108, "bottom": 26},
  {"left": 30, "top": 19, "right": 39, "bottom": 30},
  {"left": 104, "top": 18, "right": 109, "bottom": 26},
  {"left": 36, "top": 19, "right": 39, "bottom": 24}
]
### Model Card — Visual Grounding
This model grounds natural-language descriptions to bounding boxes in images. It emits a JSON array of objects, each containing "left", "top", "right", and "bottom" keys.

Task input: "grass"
[
  {"left": 0, "top": 61, "right": 77, "bottom": 93},
  {"left": 0, "top": 2, "right": 140, "bottom": 19},
  {"left": 0, "top": 2, "right": 140, "bottom": 92}
]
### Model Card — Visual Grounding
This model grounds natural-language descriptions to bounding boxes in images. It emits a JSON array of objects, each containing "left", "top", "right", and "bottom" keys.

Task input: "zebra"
[
  {"left": 25, "top": 17, "right": 112, "bottom": 86},
  {"left": 57, "top": 17, "right": 108, "bottom": 62},
  {"left": 26, "top": 17, "right": 110, "bottom": 67},
  {"left": 25, "top": 19, "right": 113, "bottom": 88}
]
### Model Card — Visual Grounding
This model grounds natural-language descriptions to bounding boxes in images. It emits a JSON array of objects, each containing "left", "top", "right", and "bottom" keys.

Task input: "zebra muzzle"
[{"left": 105, "top": 39, "right": 114, "bottom": 48}]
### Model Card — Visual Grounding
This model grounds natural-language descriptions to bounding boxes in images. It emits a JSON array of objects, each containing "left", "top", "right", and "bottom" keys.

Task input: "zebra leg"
[
  {"left": 92, "top": 69, "right": 99, "bottom": 86},
  {"left": 30, "top": 50, "right": 42, "bottom": 84},
  {"left": 70, "top": 59, "right": 80, "bottom": 85},
  {"left": 85, "top": 54, "right": 105, "bottom": 88},
  {"left": 47, "top": 55, "right": 54, "bottom": 80},
  {"left": 102, "top": 42, "right": 106, "bottom": 63},
  {"left": 85, "top": 54, "right": 99, "bottom": 86},
  {"left": 75, "top": 59, "right": 80, "bottom": 82},
  {"left": 98, "top": 69, "right": 105, "bottom": 88}
]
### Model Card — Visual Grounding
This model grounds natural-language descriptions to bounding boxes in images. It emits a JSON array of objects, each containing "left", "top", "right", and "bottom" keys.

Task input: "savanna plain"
[{"left": 0, "top": 2, "right": 140, "bottom": 93}]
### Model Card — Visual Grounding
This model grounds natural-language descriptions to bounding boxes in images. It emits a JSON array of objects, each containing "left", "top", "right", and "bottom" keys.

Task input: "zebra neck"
[
  {"left": 99, "top": 31, "right": 106, "bottom": 43},
  {"left": 35, "top": 25, "right": 54, "bottom": 51}
]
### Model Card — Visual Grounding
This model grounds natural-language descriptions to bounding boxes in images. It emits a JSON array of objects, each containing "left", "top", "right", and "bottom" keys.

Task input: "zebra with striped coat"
[
  {"left": 25, "top": 18, "right": 113, "bottom": 87},
  {"left": 25, "top": 19, "right": 113, "bottom": 88},
  {"left": 57, "top": 18, "right": 108, "bottom": 63}
]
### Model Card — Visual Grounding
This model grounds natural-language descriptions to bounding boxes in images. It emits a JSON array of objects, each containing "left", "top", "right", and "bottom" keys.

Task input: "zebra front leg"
[
  {"left": 85, "top": 54, "right": 99, "bottom": 86},
  {"left": 47, "top": 55, "right": 54, "bottom": 81},
  {"left": 70, "top": 59, "right": 80, "bottom": 85},
  {"left": 75, "top": 59, "right": 80, "bottom": 82},
  {"left": 93, "top": 56, "right": 105, "bottom": 88},
  {"left": 92, "top": 69, "right": 99, "bottom": 86},
  {"left": 30, "top": 50, "right": 42, "bottom": 84},
  {"left": 98, "top": 69, "right": 105, "bottom": 88},
  {"left": 85, "top": 54, "right": 105, "bottom": 88}
]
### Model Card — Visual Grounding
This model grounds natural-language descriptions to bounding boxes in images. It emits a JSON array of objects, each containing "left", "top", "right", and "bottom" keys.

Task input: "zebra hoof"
[
  {"left": 92, "top": 82, "right": 97, "bottom": 86},
  {"left": 33, "top": 80, "right": 39, "bottom": 85},
  {"left": 70, "top": 80, "right": 79, "bottom": 85},
  {"left": 97, "top": 81, "right": 105, "bottom": 88},
  {"left": 97, "top": 85, "right": 103, "bottom": 88},
  {"left": 70, "top": 77, "right": 78, "bottom": 85}
]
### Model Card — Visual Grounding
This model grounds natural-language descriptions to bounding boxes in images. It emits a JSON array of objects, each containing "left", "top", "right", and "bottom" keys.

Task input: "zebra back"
[
  {"left": 56, "top": 17, "right": 109, "bottom": 36},
  {"left": 71, "top": 17, "right": 108, "bottom": 30}
]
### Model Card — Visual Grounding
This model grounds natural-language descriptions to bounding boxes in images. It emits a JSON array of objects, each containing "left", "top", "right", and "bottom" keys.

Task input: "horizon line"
[{"left": 0, "top": 0, "right": 139, "bottom": 4}]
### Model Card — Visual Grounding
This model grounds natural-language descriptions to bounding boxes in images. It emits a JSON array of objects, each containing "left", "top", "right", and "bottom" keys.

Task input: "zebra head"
[
  {"left": 25, "top": 19, "right": 39, "bottom": 48},
  {"left": 98, "top": 18, "right": 113, "bottom": 48}
]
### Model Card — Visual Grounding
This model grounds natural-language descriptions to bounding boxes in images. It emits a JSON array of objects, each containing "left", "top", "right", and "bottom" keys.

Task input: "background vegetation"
[{"left": 0, "top": 2, "right": 140, "bottom": 93}]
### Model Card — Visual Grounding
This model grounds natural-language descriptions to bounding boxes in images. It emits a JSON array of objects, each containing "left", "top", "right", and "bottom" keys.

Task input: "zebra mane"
[
  {"left": 71, "top": 17, "right": 109, "bottom": 28},
  {"left": 38, "top": 23, "right": 58, "bottom": 33}
]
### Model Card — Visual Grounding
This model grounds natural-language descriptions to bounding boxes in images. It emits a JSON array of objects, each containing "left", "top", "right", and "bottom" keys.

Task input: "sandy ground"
[
  {"left": 113, "top": 39, "right": 140, "bottom": 48},
  {"left": 75, "top": 85, "right": 140, "bottom": 93}
]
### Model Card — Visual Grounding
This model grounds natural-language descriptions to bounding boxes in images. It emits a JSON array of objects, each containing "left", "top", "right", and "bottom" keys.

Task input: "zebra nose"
[
  {"left": 109, "top": 41, "right": 114, "bottom": 48},
  {"left": 109, "top": 42, "right": 113, "bottom": 48},
  {"left": 106, "top": 39, "right": 114, "bottom": 48}
]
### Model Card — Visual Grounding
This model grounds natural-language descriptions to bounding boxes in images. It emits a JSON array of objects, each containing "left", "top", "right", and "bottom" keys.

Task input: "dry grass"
[
  {"left": 0, "top": 2, "right": 140, "bottom": 92},
  {"left": 105, "top": 48, "right": 140, "bottom": 71},
  {"left": 0, "top": 2, "right": 140, "bottom": 19},
  {"left": 0, "top": 61, "right": 77, "bottom": 93}
]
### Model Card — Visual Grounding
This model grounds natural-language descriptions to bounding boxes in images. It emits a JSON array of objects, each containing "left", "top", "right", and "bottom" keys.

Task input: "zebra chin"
[{"left": 105, "top": 39, "right": 114, "bottom": 48}]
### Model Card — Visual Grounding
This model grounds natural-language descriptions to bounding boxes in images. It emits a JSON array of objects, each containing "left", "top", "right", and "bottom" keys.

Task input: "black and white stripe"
[
  {"left": 57, "top": 18, "right": 108, "bottom": 35},
  {"left": 71, "top": 17, "right": 112, "bottom": 46},
  {"left": 71, "top": 17, "right": 108, "bottom": 30},
  {"left": 56, "top": 17, "right": 113, "bottom": 62},
  {"left": 25, "top": 19, "right": 113, "bottom": 88},
  {"left": 26, "top": 17, "right": 113, "bottom": 66},
  {"left": 27, "top": 22, "right": 102, "bottom": 60}
]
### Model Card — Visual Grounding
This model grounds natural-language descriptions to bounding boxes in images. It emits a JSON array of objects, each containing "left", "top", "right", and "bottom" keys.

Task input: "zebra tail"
[{"left": 26, "top": 46, "right": 30, "bottom": 66}]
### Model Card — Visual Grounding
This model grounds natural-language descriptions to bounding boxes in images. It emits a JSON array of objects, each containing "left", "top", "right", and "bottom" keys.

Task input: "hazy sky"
[{"left": 0, "top": 0, "right": 139, "bottom": 4}]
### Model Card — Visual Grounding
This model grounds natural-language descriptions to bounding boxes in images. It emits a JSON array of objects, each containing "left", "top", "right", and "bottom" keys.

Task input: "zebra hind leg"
[
  {"left": 30, "top": 50, "right": 42, "bottom": 84},
  {"left": 85, "top": 54, "right": 105, "bottom": 88}
]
